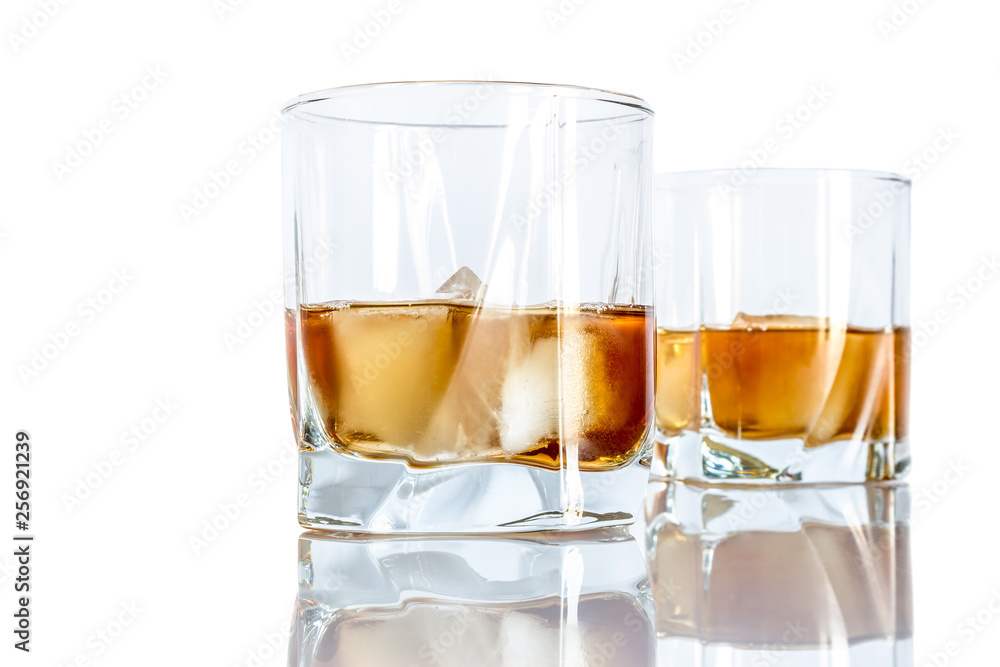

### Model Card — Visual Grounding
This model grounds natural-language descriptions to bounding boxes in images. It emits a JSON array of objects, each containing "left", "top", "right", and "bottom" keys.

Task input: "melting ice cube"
[
  {"left": 435, "top": 266, "right": 487, "bottom": 300},
  {"left": 499, "top": 337, "right": 560, "bottom": 455},
  {"left": 499, "top": 611, "right": 564, "bottom": 665}
]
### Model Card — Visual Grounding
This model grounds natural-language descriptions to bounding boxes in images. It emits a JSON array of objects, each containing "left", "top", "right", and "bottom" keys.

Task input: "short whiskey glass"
[
  {"left": 655, "top": 169, "right": 910, "bottom": 482},
  {"left": 283, "top": 82, "right": 655, "bottom": 532}
]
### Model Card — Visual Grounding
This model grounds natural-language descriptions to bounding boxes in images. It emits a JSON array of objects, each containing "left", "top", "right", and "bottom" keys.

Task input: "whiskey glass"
[
  {"left": 645, "top": 481, "right": 913, "bottom": 665},
  {"left": 290, "top": 530, "right": 655, "bottom": 666},
  {"left": 655, "top": 169, "right": 910, "bottom": 482},
  {"left": 283, "top": 82, "right": 655, "bottom": 532}
]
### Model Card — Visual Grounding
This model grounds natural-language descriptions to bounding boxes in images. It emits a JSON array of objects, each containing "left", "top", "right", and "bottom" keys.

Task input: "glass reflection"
[
  {"left": 290, "top": 529, "right": 655, "bottom": 666},
  {"left": 646, "top": 481, "right": 913, "bottom": 666}
]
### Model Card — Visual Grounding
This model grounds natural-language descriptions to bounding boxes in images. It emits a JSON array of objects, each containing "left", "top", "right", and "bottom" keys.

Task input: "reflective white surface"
[
  {"left": 292, "top": 530, "right": 655, "bottom": 666},
  {"left": 646, "top": 482, "right": 911, "bottom": 666},
  {"left": 289, "top": 483, "right": 911, "bottom": 665}
]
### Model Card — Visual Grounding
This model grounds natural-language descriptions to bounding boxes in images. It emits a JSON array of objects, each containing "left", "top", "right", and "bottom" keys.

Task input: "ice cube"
[
  {"left": 499, "top": 610, "right": 566, "bottom": 666},
  {"left": 325, "top": 304, "right": 456, "bottom": 449},
  {"left": 435, "top": 266, "right": 487, "bottom": 300},
  {"left": 558, "top": 319, "right": 630, "bottom": 452},
  {"left": 419, "top": 309, "right": 511, "bottom": 459},
  {"left": 499, "top": 336, "right": 560, "bottom": 455},
  {"left": 498, "top": 315, "right": 634, "bottom": 458}
]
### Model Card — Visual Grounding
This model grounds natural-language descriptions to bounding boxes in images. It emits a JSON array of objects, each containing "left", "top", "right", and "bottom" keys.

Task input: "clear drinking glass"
[
  {"left": 645, "top": 481, "right": 913, "bottom": 665},
  {"left": 655, "top": 169, "right": 910, "bottom": 482},
  {"left": 283, "top": 82, "right": 655, "bottom": 532},
  {"left": 290, "top": 530, "right": 655, "bottom": 666}
]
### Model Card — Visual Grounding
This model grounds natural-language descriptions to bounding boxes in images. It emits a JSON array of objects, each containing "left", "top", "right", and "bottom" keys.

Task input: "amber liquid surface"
[
  {"left": 293, "top": 301, "right": 653, "bottom": 469},
  {"left": 656, "top": 315, "right": 910, "bottom": 444}
]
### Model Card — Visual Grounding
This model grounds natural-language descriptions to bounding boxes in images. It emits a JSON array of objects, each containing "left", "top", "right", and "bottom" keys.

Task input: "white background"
[{"left": 1, "top": 0, "right": 998, "bottom": 665}]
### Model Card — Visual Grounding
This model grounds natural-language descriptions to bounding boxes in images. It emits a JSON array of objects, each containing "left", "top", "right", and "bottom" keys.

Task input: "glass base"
[
  {"left": 653, "top": 429, "right": 909, "bottom": 483},
  {"left": 298, "top": 446, "right": 651, "bottom": 533},
  {"left": 656, "top": 637, "right": 913, "bottom": 666}
]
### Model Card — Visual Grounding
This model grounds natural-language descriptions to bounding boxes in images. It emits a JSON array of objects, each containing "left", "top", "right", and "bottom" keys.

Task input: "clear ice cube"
[
  {"left": 435, "top": 265, "right": 487, "bottom": 300},
  {"left": 499, "top": 336, "right": 560, "bottom": 455}
]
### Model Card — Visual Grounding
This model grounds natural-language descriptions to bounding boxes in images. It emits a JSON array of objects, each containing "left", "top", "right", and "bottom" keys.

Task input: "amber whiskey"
[
  {"left": 293, "top": 301, "right": 653, "bottom": 469},
  {"left": 700, "top": 315, "right": 910, "bottom": 444},
  {"left": 654, "top": 329, "right": 701, "bottom": 437},
  {"left": 285, "top": 307, "right": 298, "bottom": 433}
]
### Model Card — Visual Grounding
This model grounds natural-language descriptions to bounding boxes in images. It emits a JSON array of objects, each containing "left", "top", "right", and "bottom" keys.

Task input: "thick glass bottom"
[
  {"left": 656, "top": 637, "right": 913, "bottom": 666},
  {"left": 298, "top": 446, "right": 651, "bottom": 533},
  {"left": 653, "top": 429, "right": 909, "bottom": 483}
]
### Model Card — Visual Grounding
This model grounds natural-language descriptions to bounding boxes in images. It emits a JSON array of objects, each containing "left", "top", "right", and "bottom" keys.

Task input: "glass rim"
[
  {"left": 655, "top": 168, "right": 911, "bottom": 187},
  {"left": 282, "top": 80, "right": 654, "bottom": 126}
]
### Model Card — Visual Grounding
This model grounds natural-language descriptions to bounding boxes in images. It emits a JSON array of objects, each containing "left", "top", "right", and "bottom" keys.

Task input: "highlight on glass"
[
  {"left": 653, "top": 169, "right": 910, "bottom": 483},
  {"left": 283, "top": 82, "right": 655, "bottom": 532}
]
